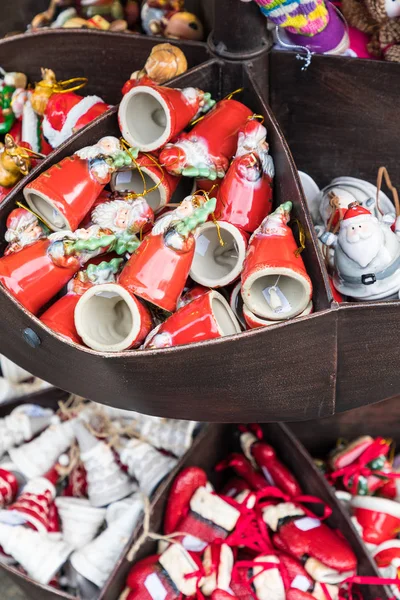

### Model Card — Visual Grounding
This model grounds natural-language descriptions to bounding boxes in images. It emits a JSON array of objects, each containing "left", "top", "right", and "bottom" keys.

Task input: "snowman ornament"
[{"left": 320, "top": 202, "right": 400, "bottom": 300}]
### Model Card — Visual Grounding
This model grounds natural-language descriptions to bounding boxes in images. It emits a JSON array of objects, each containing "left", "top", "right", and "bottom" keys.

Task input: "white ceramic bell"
[
  {"left": 0, "top": 522, "right": 72, "bottom": 584},
  {"left": 0, "top": 404, "right": 54, "bottom": 460},
  {"left": 132, "top": 419, "right": 197, "bottom": 458},
  {"left": 9, "top": 417, "right": 75, "bottom": 478},
  {"left": 0, "top": 355, "right": 32, "bottom": 384},
  {"left": 70, "top": 493, "right": 144, "bottom": 588},
  {"left": 119, "top": 438, "right": 178, "bottom": 497},
  {"left": 74, "top": 421, "right": 136, "bottom": 507},
  {"left": 55, "top": 497, "right": 106, "bottom": 550}
]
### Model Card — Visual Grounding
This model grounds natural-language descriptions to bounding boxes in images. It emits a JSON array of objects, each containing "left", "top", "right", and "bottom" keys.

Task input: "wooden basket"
[{"left": 0, "top": 388, "right": 389, "bottom": 600}]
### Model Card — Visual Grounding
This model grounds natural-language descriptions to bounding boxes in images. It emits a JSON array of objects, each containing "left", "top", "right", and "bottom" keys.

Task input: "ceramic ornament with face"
[
  {"left": 4, "top": 208, "right": 48, "bottom": 256},
  {"left": 321, "top": 202, "right": 400, "bottom": 300},
  {"left": 91, "top": 197, "right": 154, "bottom": 236},
  {"left": 75, "top": 136, "right": 133, "bottom": 184}
]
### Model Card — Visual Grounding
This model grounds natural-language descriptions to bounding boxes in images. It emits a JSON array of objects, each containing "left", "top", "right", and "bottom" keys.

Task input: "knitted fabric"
[{"left": 253, "top": 0, "right": 330, "bottom": 35}]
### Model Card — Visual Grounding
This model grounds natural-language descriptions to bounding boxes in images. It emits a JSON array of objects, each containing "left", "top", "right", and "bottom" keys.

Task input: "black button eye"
[{"left": 189, "top": 22, "right": 199, "bottom": 29}]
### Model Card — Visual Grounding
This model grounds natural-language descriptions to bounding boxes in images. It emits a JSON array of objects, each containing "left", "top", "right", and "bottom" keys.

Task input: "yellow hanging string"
[
  {"left": 291, "top": 218, "right": 306, "bottom": 257},
  {"left": 224, "top": 87, "right": 245, "bottom": 101},
  {"left": 195, "top": 188, "right": 224, "bottom": 247},
  {"left": 248, "top": 114, "right": 265, "bottom": 124},
  {"left": 16, "top": 201, "right": 53, "bottom": 230},
  {"left": 119, "top": 139, "right": 164, "bottom": 200},
  {"left": 40, "top": 76, "right": 88, "bottom": 95},
  {"left": 10, "top": 145, "right": 46, "bottom": 161}
]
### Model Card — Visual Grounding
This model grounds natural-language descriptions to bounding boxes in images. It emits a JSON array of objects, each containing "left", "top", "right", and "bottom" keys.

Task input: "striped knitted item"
[{"left": 254, "top": 0, "right": 329, "bottom": 35}]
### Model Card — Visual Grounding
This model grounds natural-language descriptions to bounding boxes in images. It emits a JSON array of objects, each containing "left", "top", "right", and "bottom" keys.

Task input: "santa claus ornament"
[
  {"left": 4, "top": 208, "right": 48, "bottom": 256},
  {"left": 320, "top": 202, "right": 400, "bottom": 300}
]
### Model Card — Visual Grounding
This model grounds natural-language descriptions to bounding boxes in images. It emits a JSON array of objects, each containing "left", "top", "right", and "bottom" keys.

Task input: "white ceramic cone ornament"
[
  {"left": 9, "top": 417, "right": 75, "bottom": 478},
  {"left": 74, "top": 421, "right": 135, "bottom": 507},
  {"left": 190, "top": 221, "right": 248, "bottom": 288},
  {"left": 0, "top": 404, "right": 54, "bottom": 460},
  {"left": 55, "top": 497, "right": 106, "bottom": 550},
  {"left": 71, "top": 493, "right": 144, "bottom": 587},
  {"left": 128, "top": 418, "right": 197, "bottom": 458},
  {"left": 0, "top": 522, "right": 72, "bottom": 584},
  {"left": 119, "top": 438, "right": 178, "bottom": 496},
  {"left": 0, "top": 355, "right": 32, "bottom": 383}
]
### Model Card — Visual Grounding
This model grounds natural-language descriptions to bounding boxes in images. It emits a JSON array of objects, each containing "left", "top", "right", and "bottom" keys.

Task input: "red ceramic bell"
[
  {"left": 159, "top": 99, "right": 253, "bottom": 179},
  {"left": 118, "top": 85, "right": 215, "bottom": 152},
  {"left": 23, "top": 137, "right": 132, "bottom": 231},
  {"left": 241, "top": 202, "right": 313, "bottom": 321},
  {"left": 119, "top": 196, "right": 216, "bottom": 312},
  {"left": 144, "top": 290, "right": 240, "bottom": 349},
  {"left": 351, "top": 496, "right": 400, "bottom": 546}
]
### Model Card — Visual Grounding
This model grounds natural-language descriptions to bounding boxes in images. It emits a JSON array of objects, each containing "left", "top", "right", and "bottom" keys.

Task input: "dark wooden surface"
[{"left": 269, "top": 51, "right": 400, "bottom": 187}]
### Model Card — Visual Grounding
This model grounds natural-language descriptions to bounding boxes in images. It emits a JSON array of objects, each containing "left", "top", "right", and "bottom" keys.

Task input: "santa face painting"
[
  {"left": 4, "top": 209, "right": 46, "bottom": 255},
  {"left": 91, "top": 198, "right": 153, "bottom": 235},
  {"left": 338, "top": 216, "right": 384, "bottom": 269}
]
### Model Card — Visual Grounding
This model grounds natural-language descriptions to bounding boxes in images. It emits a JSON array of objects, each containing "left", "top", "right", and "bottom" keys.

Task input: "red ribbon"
[
  {"left": 337, "top": 574, "right": 400, "bottom": 600},
  {"left": 256, "top": 486, "right": 333, "bottom": 520}
]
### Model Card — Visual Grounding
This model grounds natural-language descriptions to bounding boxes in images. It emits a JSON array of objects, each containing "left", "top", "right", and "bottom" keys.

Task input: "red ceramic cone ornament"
[
  {"left": 0, "top": 469, "right": 19, "bottom": 508},
  {"left": 241, "top": 202, "right": 313, "bottom": 321},
  {"left": 23, "top": 137, "right": 133, "bottom": 231},
  {"left": 351, "top": 496, "right": 400, "bottom": 546},
  {"left": 119, "top": 196, "right": 217, "bottom": 312},
  {"left": 75, "top": 283, "right": 152, "bottom": 352},
  {"left": 111, "top": 152, "right": 180, "bottom": 213},
  {"left": 190, "top": 221, "right": 248, "bottom": 288},
  {"left": 144, "top": 290, "right": 240, "bottom": 349},
  {"left": 118, "top": 85, "right": 215, "bottom": 152},
  {"left": 160, "top": 99, "right": 253, "bottom": 179}
]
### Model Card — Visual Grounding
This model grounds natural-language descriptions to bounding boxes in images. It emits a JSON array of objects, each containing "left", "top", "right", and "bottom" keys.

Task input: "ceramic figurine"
[
  {"left": 319, "top": 202, "right": 400, "bottom": 300},
  {"left": 9, "top": 418, "right": 76, "bottom": 479},
  {"left": 373, "top": 541, "right": 400, "bottom": 599},
  {"left": 159, "top": 99, "right": 253, "bottom": 179},
  {"left": 122, "top": 43, "right": 188, "bottom": 94},
  {"left": 243, "top": 299, "right": 313, "bottom": 329},
  {"left": 40, "top": 257, "right": 124, "bottom": 344},
  {"left": 189, "top": 221, "right": 249, "bottom": 288},
  {"left": 1, "top": 466, "right": 59, "bottom": 533},
  {"left": 123, "top": 415, "right": 197, "bottom": 457},
  {"left": 262, "top": 502, "right": 357, "bottom": 582},
  {"left": 0, "top": 522, "right": 72, "bottom": 585},
  {"left": 0, "top": 217, "right": 138, "bottom": 314},
  {"left": 119, "top": 438, "right": 177, "bottom": 496},
  {"left": 74, "top": 421, "right": 136, "bottom": 507},
  {"left": 4, "top": 208, "right": 48, "bottom": 256},
  {"left": 164, "top": 11, "right": 204, "bottom": 40},
  {"left": 241, "top": 202, "right": 313, "bottom": 321},
  {"left": 342, "top": 0, "right": 400, "bottom": 61},
  {"left": 55, "top": 497, "right": 106, "bottom": 550},
  {"left": 215, "top": 119, "right": 274, "bottom": 233},
  {"left": 118, "top": 196, "right": 217, "bottom": 312},
  {"left": 111, "top": 153, "right": 180, "bottom": 213},
  {"left": 0, "top": 135, "right": 34, "bottom": 200},
  {"left": 70, "top": 493, "right": 144, "bottom": 588},
  {"left": 351, "top": 496, "right": 400, "bottom": 547},
  {"left": 0, "top": 468, "right": 19, "bottom": 509},
  {"left": 118, "top": 84, "right": 215, "bottom": 152},
  {"left": 0, "top": 404, "right": 53, "bottom": 459},
  {"left": 141, "top": 0, "right": 182, "bottom": 35},
  {"left": 74, "top": 280, "right": 153, "bottom": 351},
  {"left": 24, "top": 136, "right": 133, "bottom": 231}
]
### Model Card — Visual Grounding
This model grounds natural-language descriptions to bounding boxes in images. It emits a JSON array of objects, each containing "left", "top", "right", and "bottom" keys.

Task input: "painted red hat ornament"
[
  {"left": 159, "top": 99, "right": 253, "bottom": 179},
  {"left": 241, "top": 201, "right": 313, "bottom": 321},
  {"left": 215, "top": 118, "right": 275, "bottom": 233}
]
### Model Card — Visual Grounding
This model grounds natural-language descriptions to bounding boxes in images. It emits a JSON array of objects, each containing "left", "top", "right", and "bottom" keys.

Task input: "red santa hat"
[
  {"left": 42, "top": 92, "right": 109, "bottom": 149},
  {"left": 341, "top": 202, "right": 374, "bottom": 226}
]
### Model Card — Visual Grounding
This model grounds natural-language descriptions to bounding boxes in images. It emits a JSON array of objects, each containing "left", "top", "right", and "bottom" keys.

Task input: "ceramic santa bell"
[
  {"left": 118, "top": 84, "right": 215, "bottom": 152},
  {"left": 0, "top": 522, "right": 72, "bottom": 584},
  {"left": 320, "top": 202, "right": 400, "bottom": 300},
  {"left": 144, "top": 290, "right": 241, "bottom": 349},
  {"left": 119, "top": 438, "right": 177, "bottom": 497},
  {"left": 351, "top": 496, "right": 400, "bottom": 547},
  {"left": 9, "top": 418, "right": 75, "bottom": 479},
  {"left": 372, "top": 540, "right": 400, "bottom": 599},
  {"left": 241, "top": 201, "right": 313, "bottom": 320},
  {"left": 119, "top": 196, "right": 217, "bottom": 312},
  {"left": 74, "top": 421, "right": 136, "bottom": 507},
  {"left": 70, "top": 493, "right": 143, "bottom": 588},
  {"left": 0, "top": 403, "right": 53, "bottom": 459},
  {"left": 55, "top": 497, "right": 106, "bottom": 550}
]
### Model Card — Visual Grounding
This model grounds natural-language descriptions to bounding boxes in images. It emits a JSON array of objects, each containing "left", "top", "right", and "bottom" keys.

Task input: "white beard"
[{"left": 338, "top": 224, "right": 384, "bottom": 268}]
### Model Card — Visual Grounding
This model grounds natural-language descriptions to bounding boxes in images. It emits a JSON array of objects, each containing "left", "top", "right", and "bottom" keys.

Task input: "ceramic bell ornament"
[
  {"left": 241, "top": 201, "right": 313, "bottom": 321},
  {"left": 125, "top": 416, "right": 197, "bottom": 458},
  {"left": 243, "top": 299, "right": 313, "bottom": 329},
  {"left": 159, "top": 99, "right": 253, "bottom": 179},
  {"left": 70, "top": 493, "right": 144, "bottom": 588},
  {"left": 74, "top": 421, "right": 136, "bottom": 507},
  {"left": 215, "top": 118, "right": 275, "bottom": 233},
  {"left": 0, "top": 522, "right": 72, "bottom": 584},
  {"left": 351, "top": 496, "right": 400, "bottom": 548},
  {"left": 118, "top": 84, "right": 215, "bottom": 152},
  {"left": 0, "top": 467, "right": 19, "bottom": 509},
  {"left": 3, "top": 208, "right": 48, "bottom": 256},
  {"left": 0, "top": 403, "right": 53, "bottom": 459},
  {"left": 55, "top": 497, "right": 106, "bottom": 550},
  {"left": 144, "top": 290, "right": 241, "bottom": 349},
  {"left": 119, "top": 195, "right": 217, "bottom": 312},
  {"left": 119, "top": 438, "right": 177, "bottom": 496},
  {"left": 320, "top": 202, "right": 400, "bottom": 300},
  {"left": 9, "top": 417, "right": 75, "bottom": 479}
]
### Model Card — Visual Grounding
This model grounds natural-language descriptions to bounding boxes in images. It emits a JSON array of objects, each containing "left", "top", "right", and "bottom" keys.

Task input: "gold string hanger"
[
  {"left": 15, "top": 201, "right": 53, "bottom": 230},
  {"left": 119, "top": 138, "right": 164, "bottom": 200},
  {"left": 195, "top": 188, "right": 224, "bottom": 247},
  {"left": 248, "top": 114, "right": 265, "bottom": 124},
  {"left": 376, "top": 166, "right": 400, "bottom": 217},
  {"left": 291, "top": 217, "right": 306, "bottom": 257},
  {"left": 39, "top": 75, "right": 88, "bottom": 95}
]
